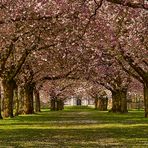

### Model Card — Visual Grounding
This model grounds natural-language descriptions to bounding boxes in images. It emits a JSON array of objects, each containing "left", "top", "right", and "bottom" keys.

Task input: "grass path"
[{"left": 0, "top": 106, "right": 148, "bottom": 147}]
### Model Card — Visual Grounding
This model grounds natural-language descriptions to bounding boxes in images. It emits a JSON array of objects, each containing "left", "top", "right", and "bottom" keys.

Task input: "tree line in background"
[{"left": 0, "top": 0, "right": 147, "bottom": 119}]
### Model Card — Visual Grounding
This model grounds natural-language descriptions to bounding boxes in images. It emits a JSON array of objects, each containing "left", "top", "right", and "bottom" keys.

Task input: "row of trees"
[{"left": 0, "top": 0, "right": 147, "bottom": 118}]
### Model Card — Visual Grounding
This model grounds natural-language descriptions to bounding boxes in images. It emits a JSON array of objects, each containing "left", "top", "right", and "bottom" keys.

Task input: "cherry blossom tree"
[
  {"left": 0, "top": 0, "right": 147, "bottom": 118},
  {"left": 81, "top": 1, "right": 147, "bottom": 115}
]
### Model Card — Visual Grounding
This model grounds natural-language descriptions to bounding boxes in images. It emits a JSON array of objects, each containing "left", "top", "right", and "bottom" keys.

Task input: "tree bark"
[
  {"left": 23, "top": 84, "right": 34, "bottom": 114},
  {"left": 50, "top": 97, "right": 59, "bottom": 111},
  {"left": 50, "top": 97, "right": 64, "bottom": 111},
  {"left": 57, "top": 99, "right": 64, "bottom": 110},
  {"left": 34, "top": 89, "right": 41, "bottom": 112},
  {"left": 144, "top": 83, "right": 148, "bottom": 117},
  {"left": 94, "top": 97, "right": 99, "bottom": 109},
  {"left": 98, "top": 96, "right": 108, "bottom": 111},
  {"left": 0, "top": 84, "right": 3, "bottom": 119},
  {"left": 2, "top": 79, "right": 16, "bottom": 118},
  {"left": 18, "top": 87, "right": 25, "bottom": 114},
  {"left": 120, "top": 89, "right": 128, "bottom": 113},
  {"left": 14, "top": 86, "right": 19, "bottom": 116},
  {"left": 111, "top": 91, "right": 121, "bottom": 112},
  {"left": 50, "top": 97, "right": 57, "bottom": 111},
  {"left": 111, "top": 89, "right": 128, "bottom": 113}
]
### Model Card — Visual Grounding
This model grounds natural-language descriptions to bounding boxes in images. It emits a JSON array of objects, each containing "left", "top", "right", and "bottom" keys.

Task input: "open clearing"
[{"left": 0, "top": 106, "right": 148, "bottom": 147}]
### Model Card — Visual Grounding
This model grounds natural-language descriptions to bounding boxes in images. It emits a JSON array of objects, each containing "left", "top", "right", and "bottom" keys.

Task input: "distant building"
[{"left": 64, "top": 97, "right": 94, "bottom": 106}]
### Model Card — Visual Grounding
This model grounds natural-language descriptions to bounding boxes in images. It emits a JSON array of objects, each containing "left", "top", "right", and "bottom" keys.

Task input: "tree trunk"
[
  {"left": 0, "top": 84, "right": 3, "bottom": 119},
  {"left": 120, "top": 89, "right": 128, "bottom": 113},
  {"left": 98, "top": 96, "right": 108, "bottom": 111},
  {"left": 50, "top": 97, "right": 56, "bottom": 111},
  {"left": 14, "top": 86, "right": 19, "bottom": 116},
  {"left": 111, "top": 89, "right": 128, "bottom": 113},
  {"left": 2, "top": 79, "right": 15, "bottom": 118},
  {"left": 57, "top": 99, "right": 64, "bottom": 110},
  {"left": 34, "top": 89, "right": 41, "bottom": 112},
  {"left": 51, "top": 99, "right": 64, "bottom": 111},
  {"left": 18, "top": 87, "right": 25, "bottom": 114},
  {"left": 95, "top": 97, "right": 99, "bottom": 109},
  {"left": 144, "top": 83, "right": 148, "bottom": 117},
  {"left": 23, "top": 84, "right": 34, "bottom": 114},
  {"left": 111, "top": 91, "right": 121, "bottom": 112}
]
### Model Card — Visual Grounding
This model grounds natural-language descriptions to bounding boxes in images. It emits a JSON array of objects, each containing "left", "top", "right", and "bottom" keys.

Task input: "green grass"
[{"left": 0, "top": 106, "right": 148, "bottom": 147}]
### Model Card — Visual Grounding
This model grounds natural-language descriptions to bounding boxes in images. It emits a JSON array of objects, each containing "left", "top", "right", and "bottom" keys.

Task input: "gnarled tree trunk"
[
  {"left": 23, "top": 84, "right": 34, "bottom": 114},
  {"left": 2, "top": 79, "right": 16, "bottom": 118}
]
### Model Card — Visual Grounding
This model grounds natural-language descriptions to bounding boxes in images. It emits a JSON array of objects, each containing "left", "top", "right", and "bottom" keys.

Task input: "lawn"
[{"left": 0, "top": 106, "right": 148, "bottom": 147}]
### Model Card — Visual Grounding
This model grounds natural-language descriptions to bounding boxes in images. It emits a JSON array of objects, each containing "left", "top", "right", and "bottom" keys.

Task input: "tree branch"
[
  {"left": 106, "top": 0, "right": 148, "bottom": 10},
  {"left": 117, "top": 59, "right": 144, "bottom": 83},
  {"left": 120, "top": 50, "right": 147, "bottom": 82},
  {"left": 41, "top": 70, "right": 73, "bottom": 81}
]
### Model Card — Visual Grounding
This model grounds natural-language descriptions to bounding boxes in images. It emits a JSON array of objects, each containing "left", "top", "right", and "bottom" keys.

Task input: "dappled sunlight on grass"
[{"left": 0, "top": 107, "right": 148, "bottom": 147}]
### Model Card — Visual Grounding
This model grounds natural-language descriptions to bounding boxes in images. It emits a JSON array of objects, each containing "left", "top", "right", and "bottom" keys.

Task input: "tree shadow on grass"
[
  {"left": 1, "top": 110, "right": 148, "bottom": 127},
  {"left": 15, "top": 110, "right": 148, "bottom": 124},
  {"left": 0, "top": 125, "right": 148, "bottom": 147},
  {"left": 0, "top": 110, "right": 148, "bottom": 147}
]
